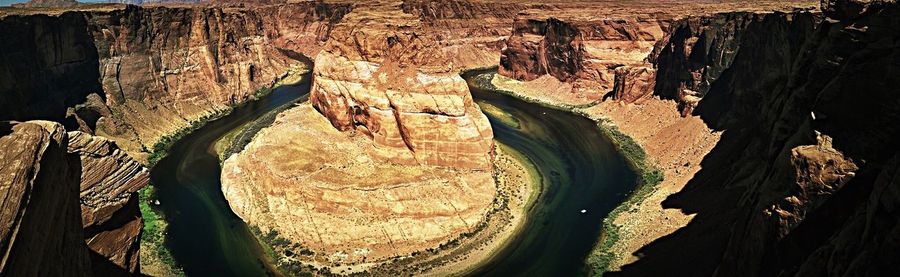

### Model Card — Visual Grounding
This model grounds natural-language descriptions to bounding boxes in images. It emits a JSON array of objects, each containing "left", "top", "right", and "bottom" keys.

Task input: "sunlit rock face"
[
  {"left": 0, "top": 121, "right": 90, "bottom": 276},
  {"left": 310, "top": 2, "right": 494, "bottom": 170},
  {"left": 0, "top": 121, "right": 149, "bottom": 276},
  {"left": 498, "top": 10, "right": 668, "bottom": 104},
  {"left": 68, "top": 131, "right": 149, "bottom": 275},
  {"left": 0, "top": 3, "right": 351, "bottom": 162}
]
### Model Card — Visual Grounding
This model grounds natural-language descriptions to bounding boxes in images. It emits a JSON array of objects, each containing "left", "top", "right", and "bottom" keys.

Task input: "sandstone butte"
[
  {"left": 2, "top": 0, "right": 900, "bottom": 276},
  {"left": 222, "top": 0, "right": 500, "bottom": 272}
]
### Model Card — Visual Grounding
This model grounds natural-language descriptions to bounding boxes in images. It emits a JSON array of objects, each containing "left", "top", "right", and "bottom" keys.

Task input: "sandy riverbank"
[{"left": 490, "top": 72, "right": 721, "bottom": 271}]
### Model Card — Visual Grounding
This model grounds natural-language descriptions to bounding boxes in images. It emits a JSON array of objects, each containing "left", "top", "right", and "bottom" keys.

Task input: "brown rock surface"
[
  {"left": 496, "top": 0, "right": 817, "bottom": 106},
  {"left": 221, "top": 104, "right": 496, "bottom": 266},
  {"left": 68, "top": 131, "right": 149, "bottom": 274},
  {"left": 605, "top": 1, "right": 900, "bottom": 276},
  {"left": 0, "top": 121, "right": 91, "bottom": 276},
  {"left": 310, "top": 0, "right": 495, "bottom": 170},
  {"left": 0, "top": 3, "right": 350, "bottom": 162}
]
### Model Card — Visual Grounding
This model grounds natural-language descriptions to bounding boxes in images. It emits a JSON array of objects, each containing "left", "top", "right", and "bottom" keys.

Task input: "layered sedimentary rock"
[
  {"left": 400, "top": 0, "right": 529, "bottom": 69},
  {"left": 68, "top": 131, "right": 149, "bottom": 274},
  {"left": 222, "top": 105, "right": 495, "bottom": 265},
  {"left": 0, "top": 121, "right": 90, "bottom": 276},
  {"left": 0, "top": 121, "right": 150, "bottom": 276},
  {"left": 0, "top": 3, "right": 350, "bottom": 161},
  {"left": 651, "top": 12, "right": 819, "bottom": 117},
  {"left": 499, "top": 11, "right": 666, "bottom": 105},
  {"left": 310, "top": 1, "right": 494, "bottom": 170},
  {"left": 609, "top": 1, "right": 900, "bottom": 276},
  {"left": 496, "top": 1, "right": 818, "bottom": 106}
]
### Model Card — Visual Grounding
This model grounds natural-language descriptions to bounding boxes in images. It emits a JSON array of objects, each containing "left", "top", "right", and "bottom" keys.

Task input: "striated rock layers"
[
  {"left": 0, "top": 2, "right": 350, "bottom": 161},
  {"left": 0, "top": 121, "right": 149, "bottom": 276},
  {"left": 499, "top": 12, "right": 665, "bottom": 104},
  {"left": 495, "top": 1, "right": 818, "bottom": 106},
  {"left": 607, "top": 1, "right": 900, "bottom": 276},
  {"left": 68, "top": 131, "right": 149, "bottom": 275},
  {"left": 310, "top": 1, "right": 494, "bottom": 170},
  {"left": 222, "top": 105, "right": 495, "bottom": 265},
  {"left": 0, "top": 121, "right": 91, "bottom": 276}
]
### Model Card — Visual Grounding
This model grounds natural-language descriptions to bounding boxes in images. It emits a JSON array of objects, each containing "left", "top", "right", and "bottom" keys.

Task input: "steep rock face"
[
  {"left": 68, "top": 131, "right": 149, "bottom": 275},
  {"left": 0, "top": 3, "right": 343, "bottom": 161},
  {"left": 612, "top": 1, "right": 900, "bottom": 276},
  {"left": 0, "top": 122, "right": 149, "bottom": 275},
  {"left": 0, "top": 121, "right": 90, "bottom": 276},
  {"left": 85, "top": 6, "right": 300, "bottom": 159},
  {"left": 0, "top": 13, "right": 102, "bottom": 123},
  {"left": 258, "top": 2, "right": 352, "bottom": 58},
  {"left": 310, "top": 1, "right": 494, "bottom": 170},
  {"left": 650, "top": 12, "right": 819, "bottom": 117},
  {"left": 401, "top": 0, "right": 529, "bottom": 69},
  {"left": 499, "top": 13, "right": 666, "bottom": 102}
]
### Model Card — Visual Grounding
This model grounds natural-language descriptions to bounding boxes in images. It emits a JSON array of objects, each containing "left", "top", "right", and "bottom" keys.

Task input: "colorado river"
[
  {"left": 464, "top": 69, "right": 638, "bottom": 276},
  {"left": 149, "top": 68, "right": 638, "bottom": 276},
  {"left": 149, "top": 77, "right": 311, "bottom": 276}
]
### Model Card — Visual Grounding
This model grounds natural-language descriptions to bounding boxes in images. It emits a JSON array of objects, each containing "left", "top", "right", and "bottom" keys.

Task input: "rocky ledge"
[{"left": 0, "top": 121, "right": 148, "bottom": 276}]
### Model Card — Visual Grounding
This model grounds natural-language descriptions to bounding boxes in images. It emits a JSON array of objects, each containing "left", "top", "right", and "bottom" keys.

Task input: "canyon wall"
[
  {"left": 69, "top": 131, "right": 149, "bottom": 275},
  {"left": 499, "top": 12, "right": 666, "bottom": 103},
  {"left": 0, "top": 3, "right": 348, "bottom": 274},
  {"left": 0, "top": 2, "right": 350, "bottom": 162},
  {"left": 607, "top": 1, "right": 900, "bottom": 276},
  {"left": 492, "top": 1, "right": 900, "bottom": 275},
  {"left": 310, "top": 1, "right": 494, "bottom": 170}
]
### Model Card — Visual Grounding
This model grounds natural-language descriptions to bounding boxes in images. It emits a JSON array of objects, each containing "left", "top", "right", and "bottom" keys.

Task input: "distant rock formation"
[{"left": 11, "top": 0, "right": 80, "bottom": 8}]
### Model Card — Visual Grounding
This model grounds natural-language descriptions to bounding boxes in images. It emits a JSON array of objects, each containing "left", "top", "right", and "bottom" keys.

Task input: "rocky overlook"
[{"left": 0, "top": 121, "right": 147, "bottom": 276}]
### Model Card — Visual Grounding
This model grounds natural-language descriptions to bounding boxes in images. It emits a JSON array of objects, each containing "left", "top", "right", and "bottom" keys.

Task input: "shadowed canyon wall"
[
  {"left": 2, "top": 0, "right": 899, "bottom": 276},
  {"left": 0, "top": 2, "right": 351, "bottom": 162},
  {"left": 0, "top": 2, "right": 350, "bottom": 275},
  {"left": 497, "top": 1, "right": 899, "bottom": 276}
]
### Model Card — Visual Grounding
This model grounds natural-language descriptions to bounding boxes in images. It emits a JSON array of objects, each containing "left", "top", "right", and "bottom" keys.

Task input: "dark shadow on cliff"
[
  {"left": 605, "top": 126, "right": 754, "bottom": 277},
  {"left": 0, "top": 12, "right": 103, "bottom": 123},
  {"left": 608, "top": 2, "right": 900, "bottom": 276}
]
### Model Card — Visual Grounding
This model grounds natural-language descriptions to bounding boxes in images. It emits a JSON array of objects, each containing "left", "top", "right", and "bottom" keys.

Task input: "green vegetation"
[
  {"left": 465, "top": 68, "right": 664, "bottom": 276},
  {"left": 139, "top": 185, "right": 185, "bottom": 276},
  {"left": 248, "top": 225, "right": 316, "bottom": 276},
  {"left": 588, "top": 123, "right": 663, "bottom": 276},
  {"left": 146, "top": 109, "right": 232, "bottom": 167}
]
